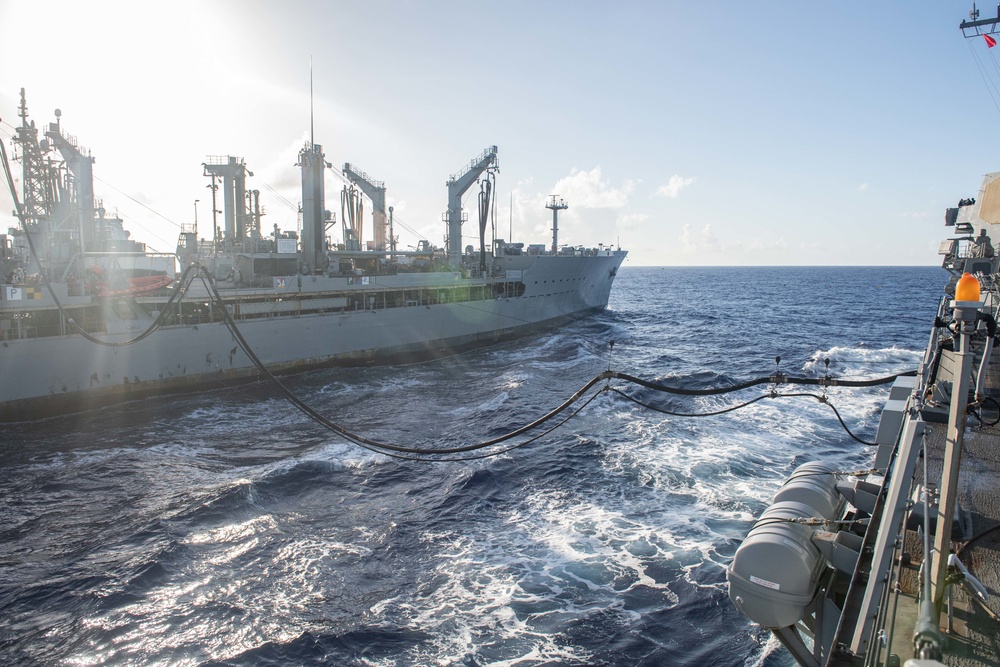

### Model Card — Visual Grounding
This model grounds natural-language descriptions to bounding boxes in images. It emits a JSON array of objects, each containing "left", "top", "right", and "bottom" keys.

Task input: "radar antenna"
[
  {"left": 960, "top": 2, "right": 1000, "bottom": 37},
  {"left": 546, "top": 195, "right": 568, "bottom": 255}
]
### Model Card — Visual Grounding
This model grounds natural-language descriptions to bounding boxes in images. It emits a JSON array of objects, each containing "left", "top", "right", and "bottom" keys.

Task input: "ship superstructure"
[{"left": 0, "top": 90, "right": 626, "bottom": 421}]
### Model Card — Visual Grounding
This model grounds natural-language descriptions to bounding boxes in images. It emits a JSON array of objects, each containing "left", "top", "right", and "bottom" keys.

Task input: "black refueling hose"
[{"left": 2, "top": 134, "right": 913, "bottom": 460}]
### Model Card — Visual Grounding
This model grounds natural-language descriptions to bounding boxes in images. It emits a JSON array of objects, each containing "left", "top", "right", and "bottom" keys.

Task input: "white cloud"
[
  {"left": 256, "top": 134, "right": 310, "bottom": 194},
  {"left": 677, "top": 223, "right": 787, "bottom": 257},
  {"left": 549, "top": 166, "right": 633, "bottom": 208},
  {"left": 618, "top": 213, "right": 649, "bottom": 231},
  {"left": 746, "top": 237, "right": 788, "bottom": 252},
  {"left": 655, "top": 175, "right": 696, "bottom": 199},
  {"left": 679, "top": 222, "right": 718, "bottom": 253},
  {"left": 858, "top": 183, "right": 870, "bottom": 192}
]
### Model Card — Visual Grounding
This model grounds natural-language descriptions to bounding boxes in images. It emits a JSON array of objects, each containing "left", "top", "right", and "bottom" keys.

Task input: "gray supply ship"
[
  {"left": 0, "top": 90, "right": 626, "bottom": 421},
  {"left": 726, "top": 10, "right": 1000, "bottom": 666}
]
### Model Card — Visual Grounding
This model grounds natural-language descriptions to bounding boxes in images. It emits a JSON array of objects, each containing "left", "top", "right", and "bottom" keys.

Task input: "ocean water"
[{"left": 0, "top": 266, "right": 948, "bottom": 667}]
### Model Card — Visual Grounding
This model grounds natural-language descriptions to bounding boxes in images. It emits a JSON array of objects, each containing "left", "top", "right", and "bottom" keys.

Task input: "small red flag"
[{"left": 986, "top": 34, "right": 997, "bottom": 48}]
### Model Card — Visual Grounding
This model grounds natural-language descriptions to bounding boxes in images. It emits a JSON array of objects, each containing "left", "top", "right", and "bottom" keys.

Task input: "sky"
[{"left": 1, "top": 1, "right": 998, "bottom": 266}]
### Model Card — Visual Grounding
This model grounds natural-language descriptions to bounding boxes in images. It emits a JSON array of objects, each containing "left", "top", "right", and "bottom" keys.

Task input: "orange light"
[{"left": 956, "top": 272, "right": 981, "bottom": 302}]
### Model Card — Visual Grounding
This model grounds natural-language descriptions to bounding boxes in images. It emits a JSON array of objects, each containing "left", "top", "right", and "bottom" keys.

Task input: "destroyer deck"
[{"left": 882, "top": 348, "right": 1000, "bottom": 667}]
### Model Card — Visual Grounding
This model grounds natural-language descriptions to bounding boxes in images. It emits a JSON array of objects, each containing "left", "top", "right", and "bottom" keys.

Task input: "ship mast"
[
  {"left": 546, "top": 195, "right": 568, "bottom": 255},
  {"left": 13, "top": 89, "right": 52, "bottom": 229},
  {"left": 298, "top": 63, "right": 331, "bottom": 274},
  {"left": 959, "top": 2, "right": 1000, "bottom": 36}
]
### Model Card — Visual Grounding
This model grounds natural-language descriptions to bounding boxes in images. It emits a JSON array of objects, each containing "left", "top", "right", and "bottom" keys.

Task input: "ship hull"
[{"left": 0, "top": 253, "right": 625, "bottom": 421}]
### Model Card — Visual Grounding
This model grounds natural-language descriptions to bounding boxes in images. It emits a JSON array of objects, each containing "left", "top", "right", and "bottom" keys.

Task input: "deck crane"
[
  {"left": 444, "top": 146, "right": 498, "bottom": 266},
  {"left": 44, "top": 108, "right": 96, "bottom": 253},
  {"left": 343, "top": 163, "right": 388, "bottom": 250},
  {"left": 203, "top": 156, "right": 252, "bottom": 252},
  {"left": 341, "top": 183, "right": 363, "bottom": 249}
]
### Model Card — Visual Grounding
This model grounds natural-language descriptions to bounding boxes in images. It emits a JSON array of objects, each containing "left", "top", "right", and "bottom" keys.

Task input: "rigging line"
[
  {"left": 8, "top": 144, "right": 184, "bottom": 326},
  {"left": 751, "top": 517, "right": 869, "bottom": 530},
  {"left": 327, "top": 162, "right": 351, "bottom": 186},
  {"left": 969, "top": 38, "right": 1000, "bottom": 100},
  {"left": 380, "top": 207, "right": 426, "bottom": 240},
  {"left": 259, "top": 181, "right": 297, "bottom": 212},
  {"left": 387, "top": 212, "right": 423, "bottom": 239},
  {"left": 774, "top": 391, "right": 879, "bottom": 447},
  {"left": 1, "top": 135, "right": 198, "bottom": 347},
  {"left": 987, "top": 42, "right": 1000, "bottom": 90},
  {"left": 606, "top": 369, "right": 914, "bottom": 396},
  {"left": 93, "top": 175, "right": 183, "bottom": 230},
  {"left": 203, "top": 277, "right": 903, "bottom": 457},
  {"left": 608, "top": 387, "right": 770, "bottom": 417},
  {"left": 751, "top": 466, "right": 877, "bottom": 479},
  {"left": 67, "top": 265, "right": 198, "bottom": 347},
  {"left": 956, "top": 523, "right": 1000, "bottom": 556},
  {"left": 967, "top": 40, "right": 1000, "bottom": 116},
  {"left": 197, "top": 263, "right": 612, "bottom": 456},
  {"left": 609, "top": 385, "right": 879, "bottom": 446},
  {"left": 967, "top": 591, "right": 1000, "bottom": 623},
  {"left": 107, "top": 209, "right": 171, "bottom": 254}
]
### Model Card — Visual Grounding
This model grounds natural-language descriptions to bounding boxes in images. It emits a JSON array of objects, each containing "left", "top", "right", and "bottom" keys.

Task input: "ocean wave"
[
  {"left": 803, "top": 344, "right": 923, "bottom": 375},
  {"left": 0, "top": 266, "right": 948, "bottom": 666}
]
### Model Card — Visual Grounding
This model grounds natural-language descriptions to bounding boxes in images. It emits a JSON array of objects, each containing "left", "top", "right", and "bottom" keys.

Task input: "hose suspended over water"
[
  {"left": 198, "top": 268, "right": 914, "bottom": 461},
  {"left": 2, "top": 134, "right": 912, "bottom": 458}
]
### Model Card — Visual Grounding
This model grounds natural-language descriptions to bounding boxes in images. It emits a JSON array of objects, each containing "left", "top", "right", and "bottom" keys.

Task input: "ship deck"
[{"left": 883, "top": 344, "right": 1000, "bottom": 666}]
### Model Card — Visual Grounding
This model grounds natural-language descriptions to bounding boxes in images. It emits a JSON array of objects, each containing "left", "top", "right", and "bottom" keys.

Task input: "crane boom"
[
  {"left": 445, "top": 145, "right": 497, "bottom": 265},
  {"left": 343, "top": 162, "right": 387, "bottom": 249},
  {"left": 203, "top": 156, "right": 251, "bottom": 250}
]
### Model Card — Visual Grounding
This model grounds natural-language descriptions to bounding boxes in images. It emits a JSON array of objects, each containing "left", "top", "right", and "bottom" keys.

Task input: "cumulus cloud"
[
  {"left": 655, "top": 175, "right": 695, "bottom": 199},
  {"left": 678, "top": 222, "right": 787, "bottom": 257},
  {"left": 549, "top": 166, "right": 633, "bottom": 208},
  {"left": 618, "top": 213, "right": 649, "bottom": 231},
  {"left": 679, "top": 222, "right": 718, "bottom": 253},
  {"left": 256, "top": 133, "right": 310, "bottom": 195}
]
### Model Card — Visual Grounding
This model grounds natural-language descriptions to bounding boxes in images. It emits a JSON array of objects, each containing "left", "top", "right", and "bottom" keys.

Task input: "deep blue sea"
[{"left": 0, "top": 266, "right": 948, "bottom": 666}]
